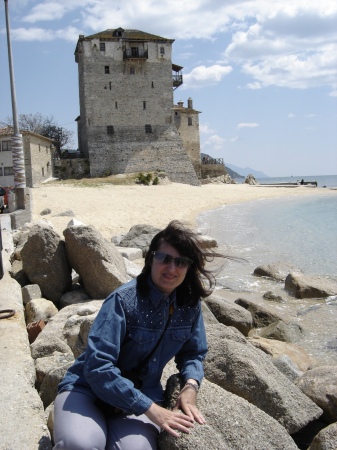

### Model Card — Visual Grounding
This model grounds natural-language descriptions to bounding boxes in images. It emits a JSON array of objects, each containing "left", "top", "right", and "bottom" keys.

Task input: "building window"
[
  {"left": 130, "top": 66, "right": 135, "bottom": 75},
  {"left": 107, "top": 126, "right": 114, "bottom": 135},
  {"left": 160, "top": 46, "right": 165, "bottom": 55},
  {"left": 151, "top": 81, "right": 154, "bottom": 88},
  {"left": 4, "top": 167, "right": 14, "bottom": 176},
  {"left": 42, "top": 167, "right": 45, "bottom": 176},
  {"left": 105, "top": 66, "right": 110, "bottom": 74},
  {"left": 2, "top": 140, "right": 11, "bottom": 151},
  {"left": 0, "top": 167, "right": 2, "bottom": 176},
  {"left": 143, "top": 101, "right": 147, "bottom": 110},
  {"left": 115, "top": 102, "right": 118, "bottom": 109},
  {"left": 100, "top": 42, "right": 106, "bottom": 51},
  {"left": 145, "top": 124, "right": 152, "bottom": 134},
  {"left": 39, "top": 144, "right": 41, "bottom": 152},
  {"left": 188, "top": 117, "right": 193, "bottom": 126}
]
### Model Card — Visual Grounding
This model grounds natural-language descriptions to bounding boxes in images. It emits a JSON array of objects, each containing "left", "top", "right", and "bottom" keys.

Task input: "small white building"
[{"left": 0, "top": 127, "right": 55, "bottom": 188}]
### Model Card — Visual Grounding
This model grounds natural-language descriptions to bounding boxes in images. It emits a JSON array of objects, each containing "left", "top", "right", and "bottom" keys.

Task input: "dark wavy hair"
[{"left": 137, "top": 220, "right": 225, "bottom": 306}]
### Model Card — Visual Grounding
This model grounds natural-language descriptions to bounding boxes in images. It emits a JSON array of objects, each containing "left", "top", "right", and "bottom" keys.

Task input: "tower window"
[
  {"left": 105, "top": 66, "right": 110, "bottom": 74},
  {"left": 143, "top": 101, "right": 147, "bottom": 110},
  {"left": 160, "top": 46, "right": 165, "bottom": 55},
  {"left": 130, "top": 66, "right": 135, "bottom": 75},
  {"left": 115, "top": 102, "right": 118, "bottom": 109},
  {"left": 107, "top": 126, "right": 114, "bottom": 135},
  {"left": 100, "top": 42, "right": 106, "bottom": 51},
  {"left": 145, "top": 124, "right": 152, "bottom": 134},
  {"left": 188, "top": 117, "right": 193, "bottom": 126}
]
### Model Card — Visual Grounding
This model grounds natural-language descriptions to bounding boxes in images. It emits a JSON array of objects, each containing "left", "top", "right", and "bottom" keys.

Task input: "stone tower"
[{"left": 75, "top": 28, "right": 200, "bottom": 185}]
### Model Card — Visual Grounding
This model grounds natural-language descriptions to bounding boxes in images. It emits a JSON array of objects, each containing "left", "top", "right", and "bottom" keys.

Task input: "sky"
[{"left": 0, "top": 0, "right": 336, "bottom": 177}]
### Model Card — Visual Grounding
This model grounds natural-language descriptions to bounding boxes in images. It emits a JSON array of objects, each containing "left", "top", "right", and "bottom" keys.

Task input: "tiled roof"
[
  {"left": 0, "top": 127, "right": 54, "bottom": 142},
  {"left": 83, "top": 28, "right": 174, "bottom": 43}
]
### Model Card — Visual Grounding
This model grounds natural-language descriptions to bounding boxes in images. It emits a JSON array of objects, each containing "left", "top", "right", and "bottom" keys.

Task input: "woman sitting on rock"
[{"left": 53, "top": 220, "right": 223, "bottom": 450}]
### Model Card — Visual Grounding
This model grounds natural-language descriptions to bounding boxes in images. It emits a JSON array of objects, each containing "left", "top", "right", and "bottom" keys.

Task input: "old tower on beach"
[{"left": 75, "top": 28, "right": 201, "bottom": 185}]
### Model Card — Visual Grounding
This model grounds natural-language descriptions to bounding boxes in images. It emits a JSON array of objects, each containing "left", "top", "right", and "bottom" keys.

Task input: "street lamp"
[{"left": 4, "top": 0, "right": 26, "bottom": 188}]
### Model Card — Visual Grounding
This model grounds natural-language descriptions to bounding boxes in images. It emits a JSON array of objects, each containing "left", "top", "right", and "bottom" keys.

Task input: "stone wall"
[
  {"left": 25, "top": 134, "right": 54, "bottom": 186},
  {"left": 201, "top": 163, "right": 226, "bottom": 179},
  {"left": 53, "top": 158, "right": 90, "bottom": 180}
]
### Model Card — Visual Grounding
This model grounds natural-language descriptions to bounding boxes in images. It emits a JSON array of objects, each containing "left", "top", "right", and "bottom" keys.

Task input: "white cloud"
[
  {"left": 237, "top": 123, "right": 260, "bottom": 129},
  {"left": 199, "top": 124, "right": 215, "bottom": 134},
  {"left": 11, "top": 26, "right": 80, "bottom": 42},
  {"left": 202, "top": 134, "right": 225, "bottom": 150},
  {"left": 329, "top": 90, "right": 337, "bottom": 97},
  {"left": 183, "top": 65, "right": 232, "bottom": 89},
  {"left": 246, "top": 81, "right": 261, "bottom": 90},
  {"left": 288, "top": 113, "right": 295, "bottom": 118}
]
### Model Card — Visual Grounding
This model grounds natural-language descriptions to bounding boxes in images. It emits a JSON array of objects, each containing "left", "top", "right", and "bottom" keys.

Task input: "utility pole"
[{"left": 4, "top": 0, "right": 26, "bottom": 188}]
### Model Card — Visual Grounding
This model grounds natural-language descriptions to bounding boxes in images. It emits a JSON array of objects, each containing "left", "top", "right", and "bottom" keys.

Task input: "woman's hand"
[
  {"left": 175, "top": 381, "right": 206, "bottom": 425},
  {"left": 145, "top": 402, "right": 195, "bottom": 438}
]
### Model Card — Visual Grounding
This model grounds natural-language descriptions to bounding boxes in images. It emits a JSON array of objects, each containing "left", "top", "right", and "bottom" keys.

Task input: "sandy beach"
[{"left": 31, "top": 181, "right": 337, "bottom": 239}]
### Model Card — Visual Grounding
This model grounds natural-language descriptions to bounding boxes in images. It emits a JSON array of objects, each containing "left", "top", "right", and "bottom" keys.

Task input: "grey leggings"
[{"left": 53, "top": 391, "right": 160, "bottom": 450}]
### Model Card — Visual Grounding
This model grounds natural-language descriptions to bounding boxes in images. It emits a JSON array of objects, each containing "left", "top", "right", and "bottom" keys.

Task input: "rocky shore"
[{"left": 1, "top": 215, "right": 337, "bottom": 449}]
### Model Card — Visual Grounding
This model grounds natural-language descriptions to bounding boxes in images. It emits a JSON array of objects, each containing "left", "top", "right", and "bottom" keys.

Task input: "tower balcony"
[
  {"left": 173, "top": 74, "right": 183, "bottom": 88},
  {"left": 123, "top": 48, "right": 148, "bottom": 60}
]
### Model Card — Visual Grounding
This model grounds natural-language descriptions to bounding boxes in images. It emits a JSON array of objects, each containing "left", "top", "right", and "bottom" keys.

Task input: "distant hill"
[{"left": 226, "top": 163, "right": 269, "bottom": 179}]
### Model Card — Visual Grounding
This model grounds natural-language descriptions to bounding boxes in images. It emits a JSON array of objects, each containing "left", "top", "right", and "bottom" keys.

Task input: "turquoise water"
[{"left": 197, "top": 190, "right": 337, "bottom": 364}]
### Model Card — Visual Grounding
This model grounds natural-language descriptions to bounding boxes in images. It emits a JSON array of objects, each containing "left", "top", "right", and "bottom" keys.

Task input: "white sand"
[{"left": 31, "top": 182, "right": 337, "bottom": 240}]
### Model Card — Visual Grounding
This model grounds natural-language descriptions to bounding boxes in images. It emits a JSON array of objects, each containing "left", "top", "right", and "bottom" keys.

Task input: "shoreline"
[{"left": 31, "top": 182, "right": 337, "bottom": 240}]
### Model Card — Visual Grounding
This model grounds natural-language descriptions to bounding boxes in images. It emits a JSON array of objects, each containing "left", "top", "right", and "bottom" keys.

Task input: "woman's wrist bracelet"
[{"left": 184, "top": 381, "right": 199, "bottom": 393}]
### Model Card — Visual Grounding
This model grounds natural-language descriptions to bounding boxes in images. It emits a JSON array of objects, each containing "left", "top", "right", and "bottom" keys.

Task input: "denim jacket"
[{"left": 58, "top": 277, "right": 208, "bottom": 416}]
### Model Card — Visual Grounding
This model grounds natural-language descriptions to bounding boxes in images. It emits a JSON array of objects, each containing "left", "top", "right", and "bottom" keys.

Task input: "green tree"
[{"left": 0, "top": 113, "right": 74, "bottom": 151}]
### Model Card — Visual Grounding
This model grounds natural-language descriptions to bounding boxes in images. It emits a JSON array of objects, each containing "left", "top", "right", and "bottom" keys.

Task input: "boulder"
[
  {"left": 205, "top": 295, "right": 253, "bottom": 335},
  {"left": 21, "top": 222, "right": 72, "bottom": 303},
  {"left": 254, "top": 261, "right": 302, "bottom": 281},
  {"left": 35, "top": 351, "right": 75, "bottom": 391},
  {"left": 204, "top": 323, "right": 322, "bottom": 433},
  {"left": 201, "top": 301, "right": 218, "bottom": 325},
  {"left": 159, "top": 374, "right": 299, "bottom": 450},
  {"left": 59, "top": 287, "right": 91, "bottom": 309},
  {"left": 21, "top": 284, "right": 42, "bottom": 305},
  {"left": 308, "top": 422, "right": 337, "bottom": 450},
  {"left": 10, "top": 259, "right": 30, "bottom": 287},
  {"left": 39, "top": 361, "right": 74, "bottom": 408},
  {"left": 263, "top": 291, "right": 285, "bottom": 303},
  {"left": 118, "top": 224, "right": 161, "bottom": 256},
  {"left": 63, "top": 225, "right": 129, "bottom": 299},
  {"left": 123, "top": 257, "right": 142, "bottom": 278},
  {"left": 235, "top": 297, "right": 284, "bottom": 327},
  {"left": 244, "top": 174, "right": 258, "bottom": 185},
  {"left": 196, "top": 235, "right": 218, "bottom": 249},
  {"left": 272, "top": 355, "right": 304, "bottom": 382},
  {"left": 25, "top": 298, "right": 59, "bottom": 325},
  {"left": 285, "top": 273, "right": 337, "bottom": 299},
  {"left": 295, "top": 366, "right": 337, "bottom": 424},
  {"left": 248, "top": 336, "right": 314, "bottom": 372},
  {"left": 252, "top": 320, "right": 304, "bottom": 343},
  {"left": 116, "top": 246, "right": 143, "bottom": 261}
]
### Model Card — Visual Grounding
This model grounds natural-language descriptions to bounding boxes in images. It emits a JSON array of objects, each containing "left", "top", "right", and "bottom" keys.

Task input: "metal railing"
[
  {"left": 201, "top": 157, "right": 224, "bottom": 165},
  {"left": 124, "top": 49, "right": 148, "bottom": 59}
]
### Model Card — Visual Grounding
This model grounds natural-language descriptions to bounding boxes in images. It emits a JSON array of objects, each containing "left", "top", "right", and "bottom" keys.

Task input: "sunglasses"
[{"left": 152, "top": 251, "right": 193, "bottom": 269}]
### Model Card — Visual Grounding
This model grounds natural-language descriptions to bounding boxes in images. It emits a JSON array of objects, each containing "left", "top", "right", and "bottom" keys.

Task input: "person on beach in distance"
[{"left": 53, "top": 220, "right": 223, "bottom": 450}]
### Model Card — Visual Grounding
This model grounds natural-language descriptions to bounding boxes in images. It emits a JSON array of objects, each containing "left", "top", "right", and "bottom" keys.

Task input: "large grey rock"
[
  {"left": 0, "top": 268, "right": 52, "bottom": 449},
  {"left": 21, "top": 222, "right": 72, "bottom": 302},
  {"left": 244, "top": 174, "right": 258, "bottom": 185},
  {"left": 308, "top": 423, "right": 337, "bottom": 450},
  {"left": 204, "top": 323, "right": 322, "bottom": 433},
  {"left": 31, "top": 301, "right": 103, "bottom": 360},
  {"left": 25, "top": 298, "right": 59, "bottom": 325},
  {"left": 205, "top": 295, "right": 253, "bottom": 335},
  {"left": 21, "top": 283, "right": 42, "bottom": 305},
  {"left": 59, "top": 287, "right": 91, "bottom": 308},
  {"left": 253, "top": 320, "right": 304, "bottom": 343},
  {"left": 39, "top": 361, "right": 74, "bottom": 408},
  {"left": 35, "top": 351, "right": 75, "bottom": 391},
  {"left": 249, "top": 336, "right": 314, "bottom": 372},
  {"left": 295, "top": 366, "right": 337, "bottom": 424},
  {"left": 285, "top": 273, "right": 337, "bottom": 299},
  {"left": 272, "top": 355, "right": 304, "bottom": 382},
  {"left": 235, "top": 297, "right": 284, "bottom": 327},
  {"left": 118, "top": 224, "right": 161, "bottom": 256},
  {"left": 159, "top": 374, "right": 299, "bottom": 450},
  {"left": 254, "top": 261, "right": 302, "bottom": 281},
  {"left": 64, "top": 225, "right": 129, "bottom": 299},
  {"left": 201, "top": 301, "right": 219, "bottom": 325}
]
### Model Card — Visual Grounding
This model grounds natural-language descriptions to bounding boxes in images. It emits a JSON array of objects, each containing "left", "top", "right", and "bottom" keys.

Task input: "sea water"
[{"left": 197, "top": 181, "right": 337, "bottom": 364}]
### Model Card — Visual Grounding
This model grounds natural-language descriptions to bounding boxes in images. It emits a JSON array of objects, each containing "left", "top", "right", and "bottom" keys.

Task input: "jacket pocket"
[
  {"left": 128, "top": 328, "right": 157, "bottom": 345},
  {"left": 171, "top": 328, "right": 191, "bottom": 343}
]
